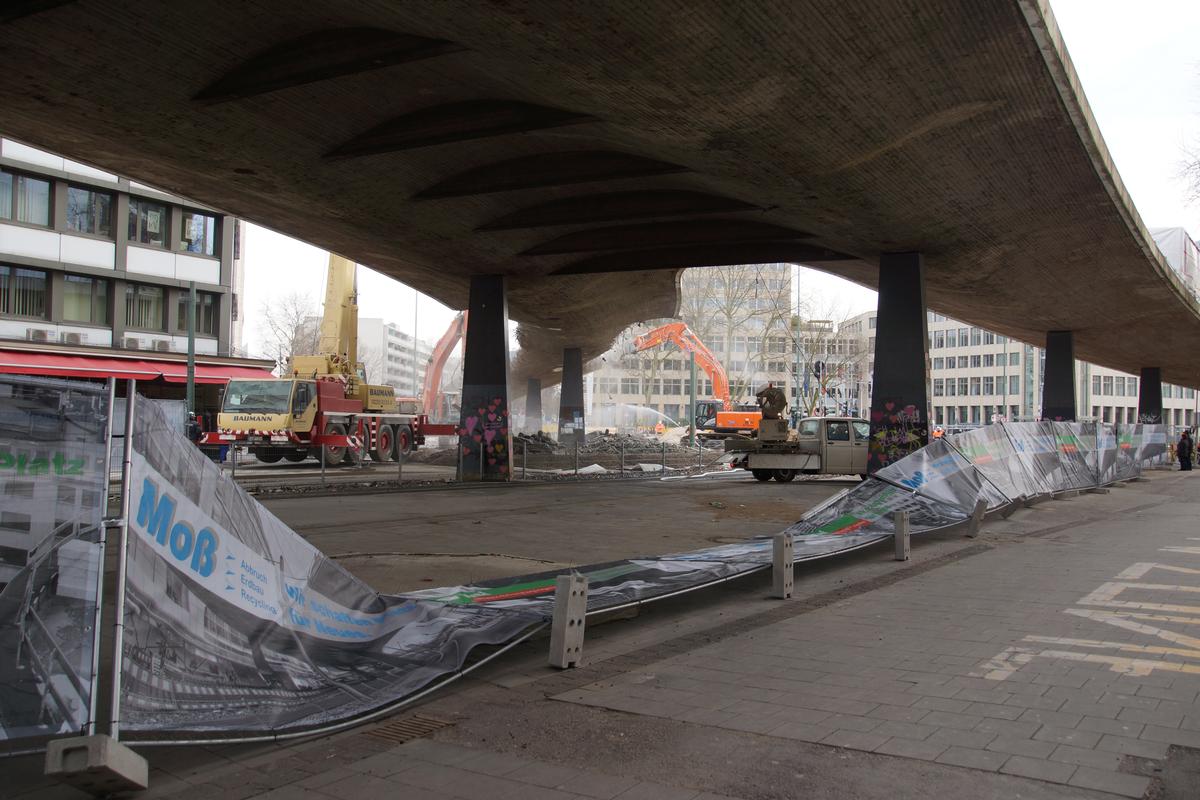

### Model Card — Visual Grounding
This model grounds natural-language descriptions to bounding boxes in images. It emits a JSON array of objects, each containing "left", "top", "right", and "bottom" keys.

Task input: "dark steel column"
[
  {"left": 558, "top": 347, "right": 585, "bottom": 446},
  {"left": 457, "top": 275, "right": 511, "bottom": 481},
  {"left": 1137, "top": 367, "right": 1163, "bottom": 424},
  {"left": 525, "top": 377, "right": 542, "bottom": 432},
  {"left": 1041, "top": 330, "right": 1076, "bottom": 421},
  {"left": 868, "top": 252, "right": 929, "bottom": 473}
]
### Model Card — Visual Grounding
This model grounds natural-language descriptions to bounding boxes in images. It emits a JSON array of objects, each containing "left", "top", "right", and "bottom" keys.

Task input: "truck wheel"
[
  {"left": 284, "top": 450, "right": 307, "bottom": 463},
  {"left": 396, "top": 425, "right": 413, "bottom": 458},
  {"left": 773, "top": 469, "right": 797, "bottom": 482},
  {"left": 342, "top": 422, "right": 361, "bottom": 464},
  {"left": 371, "top": 425, "right": 394, "bottom": 462},
  {"left": 255, "top": 449, "right": 283, "bottom": 464},
  {"left": 322, "top": 423, "right": 346, "bottom": 465},
  {"left": 752, "top": 469, "right": 772, "bottom": 482}
]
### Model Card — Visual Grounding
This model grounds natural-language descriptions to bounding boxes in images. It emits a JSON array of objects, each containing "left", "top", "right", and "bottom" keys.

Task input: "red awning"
[
  {"left": 0, "top": 350, "right": 274, "bottom": 384},
  {"left": 160, "top": 363, "right": 277, "bottom": 384}
]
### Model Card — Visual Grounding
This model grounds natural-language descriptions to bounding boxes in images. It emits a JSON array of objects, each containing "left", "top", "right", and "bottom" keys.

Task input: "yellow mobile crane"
[{"left": 204, "top": 255, "right": 423, "bottom": 464}]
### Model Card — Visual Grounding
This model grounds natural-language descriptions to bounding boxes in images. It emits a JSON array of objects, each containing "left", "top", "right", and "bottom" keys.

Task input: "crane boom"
[
  {"left": 633, "top": 322, "right": 732, "bottom": 410},
  {"left": 422, "top": 310, "right": 467, "bottom": 420},
  {"left": 291, "top": 253, "right": 363, "bottom": 385},
  {"left": 317, "top": 253, "right": 358, "bottom": 367}
]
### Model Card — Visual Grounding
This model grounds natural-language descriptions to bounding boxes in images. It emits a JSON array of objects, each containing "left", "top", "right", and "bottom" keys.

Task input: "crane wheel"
[
  {"left": 371, "top": 425, "right": 394, "bottom": 462},
  {"left": 254, "top": 449, "right": 283, "bottom": 464},
  {"left": 322, "top": 423, "right": 347, "bottom": 465},
  {"left": 396, "top": 425, "right": 414, "bottom": 458},
  {"left": 284, "top": 450, "right": 308, "bottom": 463},
  {"left": 773, "top": 469, "right": 797, "bottom": 482},
  {"left": 752, "top": 469, "right": 773, "bottom": 481}
]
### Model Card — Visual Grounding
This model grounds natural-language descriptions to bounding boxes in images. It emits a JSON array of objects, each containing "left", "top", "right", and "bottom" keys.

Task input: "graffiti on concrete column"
[
  {"left": 1138, "top": 412, "right": 1162, "bottom": 424},
  {"left": 868, "top": 399, "right": 927, "bottom": 473},
  {"left": 459, "top": 391, "right": 511, "bottom": 479}
]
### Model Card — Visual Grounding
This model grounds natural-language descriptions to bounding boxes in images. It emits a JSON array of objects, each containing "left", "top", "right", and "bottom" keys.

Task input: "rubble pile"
[{"left": 513, "top": 431, "right": 557, "bottom": 453}]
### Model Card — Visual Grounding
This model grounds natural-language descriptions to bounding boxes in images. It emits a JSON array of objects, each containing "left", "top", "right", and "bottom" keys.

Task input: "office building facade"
[{"left": 0, "top": 137, "right": 272, "bottom": 399}]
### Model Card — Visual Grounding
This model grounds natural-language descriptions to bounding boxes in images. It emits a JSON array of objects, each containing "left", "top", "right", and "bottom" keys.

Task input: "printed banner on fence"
[
  {"left": 116, "top": 398, "right": 1169, "bottom": 742},
  {"left": 119, "top": 398, "right": 540, "bottom": 738},
  {"left": 0, "top": 376, "right": 109, "bottom": 749}
]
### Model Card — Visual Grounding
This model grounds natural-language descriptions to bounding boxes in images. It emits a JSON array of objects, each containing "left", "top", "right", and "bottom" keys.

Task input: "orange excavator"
[
  {"left": 421, "top": 310, "right": 467, "bottom": 423},
  {"left": 632, "top": 322, "right": 762, "bottom": 437}
]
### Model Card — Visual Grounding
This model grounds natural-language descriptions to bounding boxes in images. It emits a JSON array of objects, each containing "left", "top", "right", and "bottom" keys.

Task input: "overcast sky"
[{"left": 239, "top": 0, "right": 1200, "bottom": 357}]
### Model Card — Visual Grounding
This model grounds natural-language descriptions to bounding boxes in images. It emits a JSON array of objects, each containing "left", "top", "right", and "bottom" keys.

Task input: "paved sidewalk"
[{"left": 556, "top": 475, "right": 1200, "bottom": 797}]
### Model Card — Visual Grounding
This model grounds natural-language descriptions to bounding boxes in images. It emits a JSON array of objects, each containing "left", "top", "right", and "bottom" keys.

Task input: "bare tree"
[
  {"left": 1184, "top": 146, "right": 1200, "bottom": 205},
  {"left": 678, "top": 264, "right": 795, "bottom": 401},
  {"left": 788, "top": 308, "right": 864, "bottom": 416},
  {"left": 257, "top": 292, "right": 320, "bottom": 375}
]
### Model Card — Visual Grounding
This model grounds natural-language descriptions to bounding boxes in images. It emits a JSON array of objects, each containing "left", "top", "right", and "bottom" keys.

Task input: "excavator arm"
[
  {"left": 633, "top": 322, "right": 732, "bottom": 410},
  {"left": 422, "top": 310, "right": 467, "bottom": 420}
]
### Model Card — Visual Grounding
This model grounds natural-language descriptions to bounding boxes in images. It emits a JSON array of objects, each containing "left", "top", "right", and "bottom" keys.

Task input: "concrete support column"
[
  {"left": 558, "top": 347, "right": 585, "bottom": 446},
  {"left": 1041, "top": 330, "right": 1076, "bottom": 421},
  {"left": 1137, "top": 367, "right": 1163, "bottom": 424},
  {"left": 457, "top": 275, "right": 511, "bottom": 481},
  {"left": 868, "top": 252, "right": 929, "bottom": 473},
  {"left": 525, "top": 377, "right": 542, "bottom": 432}
]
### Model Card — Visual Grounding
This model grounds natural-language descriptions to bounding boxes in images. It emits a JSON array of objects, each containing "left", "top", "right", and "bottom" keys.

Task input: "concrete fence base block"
[
  {"left": 772, "top": 533, "right": 794, "bottom": 598},
  {"left": 1087, "top": 487, "right": 1111, "bottom": 494},
  {"left": 45, "top": 735, "right": 148, "bottom": 796},
  {"left": 965, "top": 499, "right": 987, "bottom": 538},
  {"left": 1000, "top": 500, "right": 1021, "bottom": 519},
  {"left": 549, "top": 572, "right": 587, "bottom": 669},
  {"left": 1052, "top": 490, "right": 1080, "bottom": 500},
  {"left": 893, "top": 511, "right": 910, "bottom": 561}
]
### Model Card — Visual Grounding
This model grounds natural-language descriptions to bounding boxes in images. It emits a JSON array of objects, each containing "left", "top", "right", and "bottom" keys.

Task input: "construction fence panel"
[
  {"left": 947, "top": 424, "right": 1044, "bottom": 501},
  {"left": 875, "top": 436, "right": 1011, "bottom": 513},
  {"left": 1056, "top": 422, "right": 1101, "bottom": 491},
  {"left": 0, "top": 376, "right": 110, "bottom": 751},
  {"left": 118, "top": 398, "right": 541, "bottom": 740}
]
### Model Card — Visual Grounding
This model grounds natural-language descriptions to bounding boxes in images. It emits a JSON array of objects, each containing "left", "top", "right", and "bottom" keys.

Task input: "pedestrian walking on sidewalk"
[{"left": 1178, "top": 430, "right": 1193, "bottom": 471}]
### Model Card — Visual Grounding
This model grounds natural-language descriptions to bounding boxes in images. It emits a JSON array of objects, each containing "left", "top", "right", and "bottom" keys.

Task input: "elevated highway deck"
[{"left": 0, "top": 1, "right": 1195, "bottom": 387}]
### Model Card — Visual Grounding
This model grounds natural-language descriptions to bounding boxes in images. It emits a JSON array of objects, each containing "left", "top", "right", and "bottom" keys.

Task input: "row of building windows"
[
  {"left": 621, "top": 356, "right": 798, "bottom": 374},
  {"left": 933, "top": 404, "right": 1193, "bottom": 427},
  {"left": 934, "top": 405, "right": 1022, "bottom": 425},
  {"left": 933, "top": 376, "right": 1021, "bottom": 397},
  {"left": 635, "top": 335, "right": 858, "bottom": 357},
  {"left": 705, "top": 295, "right": 789, "bottom": 311},
  {"left": 0, "top": 168, "right": 218, "bottom": 255},
  {"left": 1089, "top": 375, "right": 1143, "bottom": 397},
  {"left": 0, "top": 264, "right": 217, "bottom": 334},
  {"left": 930, "top": 328, "right": 1006, "bottom": 349},
  {"left": 932, "top": 353, "right": 1021, "bottom": 370},
  {"left": 594, "top": 377, "right": 717, "bottom": 396}
]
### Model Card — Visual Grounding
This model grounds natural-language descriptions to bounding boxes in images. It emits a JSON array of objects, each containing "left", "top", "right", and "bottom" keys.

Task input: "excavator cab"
[{"left": 694, "top": 399, "right": 722, "bottom": 431}]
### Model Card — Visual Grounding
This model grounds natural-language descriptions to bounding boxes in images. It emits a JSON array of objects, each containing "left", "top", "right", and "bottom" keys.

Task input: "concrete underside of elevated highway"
[{"left": 0, "top": 0, "right": 1197, "bottom": 387}]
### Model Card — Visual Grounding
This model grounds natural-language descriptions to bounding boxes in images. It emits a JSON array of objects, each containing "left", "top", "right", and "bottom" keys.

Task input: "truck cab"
[
  {"left": 214, "top": 379, "right": 318, "bottom": 438},
  {"left": 795, "top": 416, "right": 870, "bottom": 476},
  {"left": 726, "top": 415, "right": 870, "bottom": 482}
]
